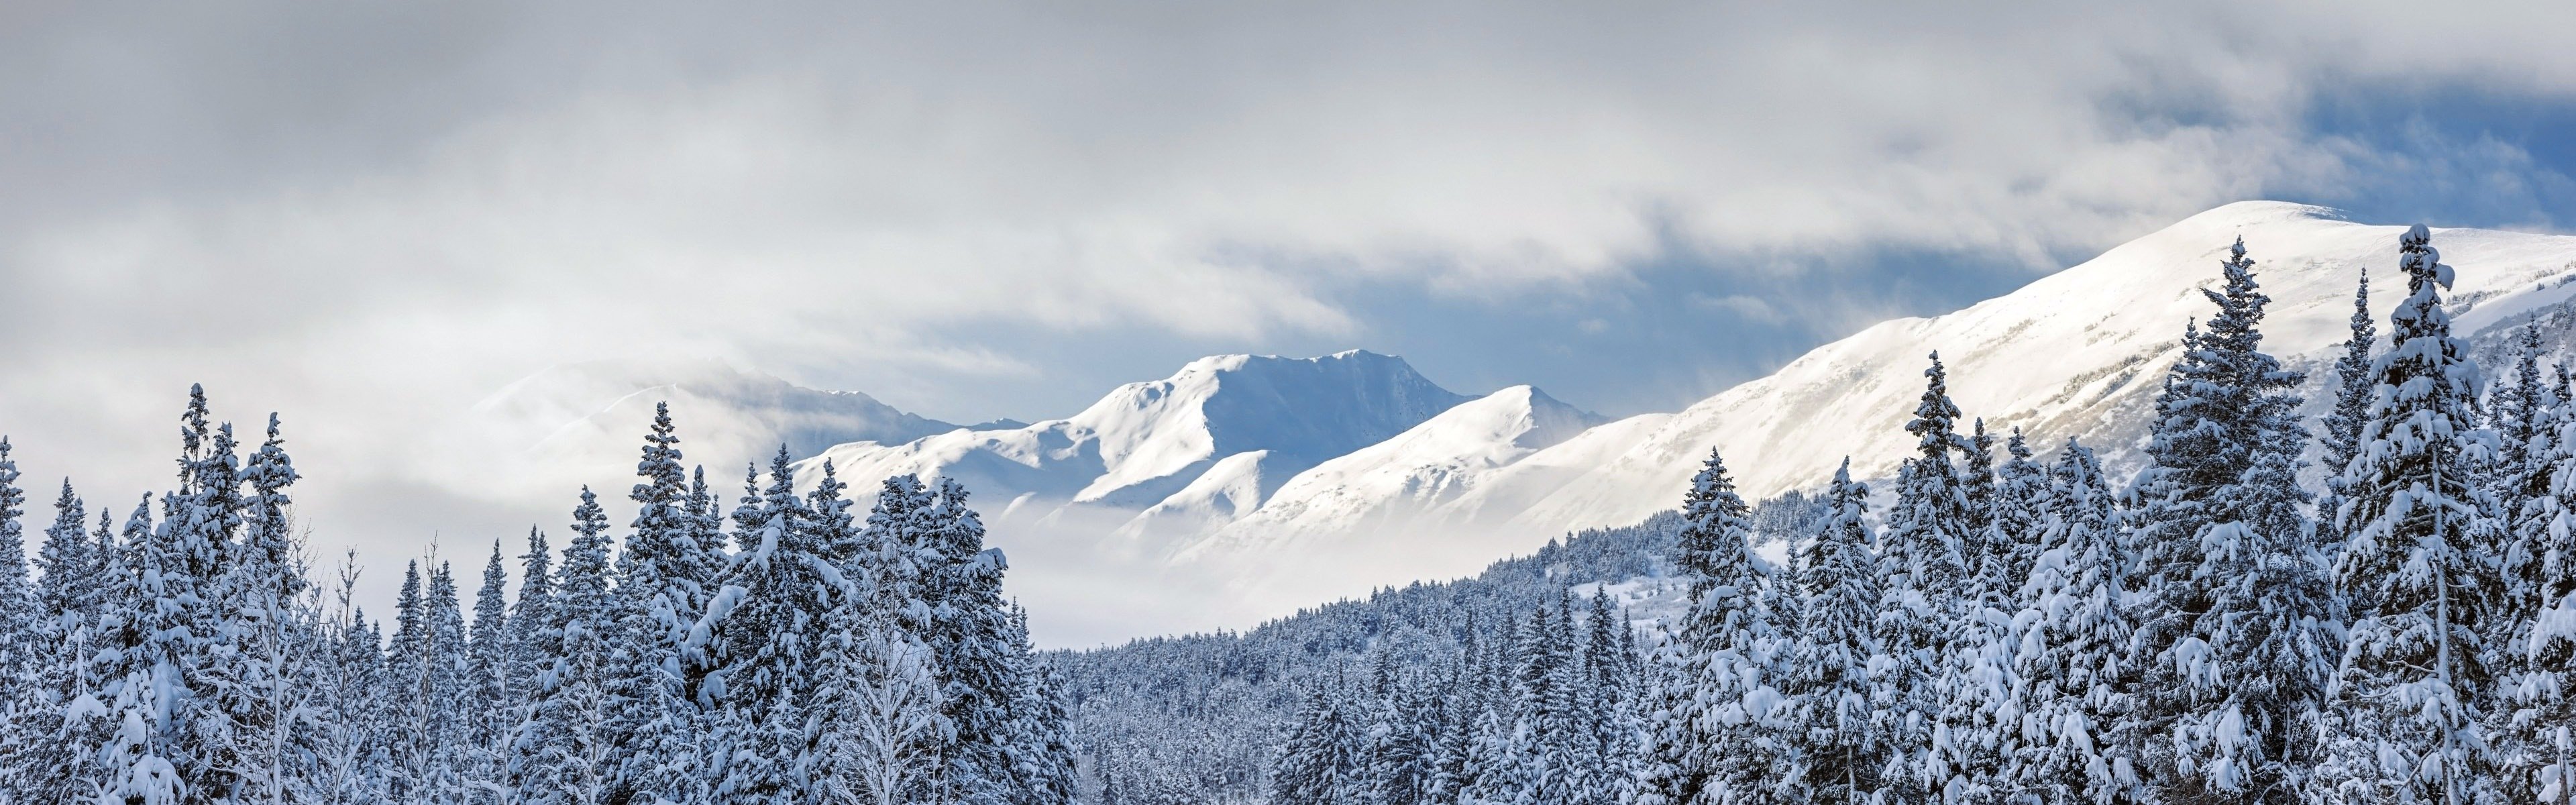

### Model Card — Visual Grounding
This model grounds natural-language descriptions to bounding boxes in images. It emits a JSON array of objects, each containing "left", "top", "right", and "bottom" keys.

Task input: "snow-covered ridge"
[
  {"left": 1501, "top": 201, "right": 2576, "bottom": 539},
  {"left": 793, "top": 349, "right": 1477, "bottom": 546}
]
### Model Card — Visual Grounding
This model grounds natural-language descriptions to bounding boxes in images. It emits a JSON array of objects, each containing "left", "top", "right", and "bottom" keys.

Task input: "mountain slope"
[
  {"left": 1177, "top": 385, "right": 1603, "bottom": 563},
  {"left": 1501, "top": 201, "right": 2576, "bottom": 537}
]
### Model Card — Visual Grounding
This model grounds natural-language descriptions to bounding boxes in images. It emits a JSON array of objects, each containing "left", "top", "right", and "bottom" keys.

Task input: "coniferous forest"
[
  {"left": 0, "top": 400, "right": 1077, "bottom": 804},
  {"left": 5, "top": 224, "right": 2576, "bottom": 805}
]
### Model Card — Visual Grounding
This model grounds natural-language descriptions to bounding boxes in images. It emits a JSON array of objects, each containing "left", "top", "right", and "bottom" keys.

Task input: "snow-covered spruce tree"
[
  {"left": 93, "top": 484, "right": 189, "bottom": 805},
  {"left": 1636, "top": 448, "right": 1784, "bottom": 805},
  {"left": 1361, "top": 651, "right": 1434, "bottom": 805},
  {"left": 197, "top": 413, "right": 327, "bottom": 804},
  {"left": 386, "top": 557, "right": 473, "bottom": 798},
  {"left": 1994, "top": 427, "right": 2050, "bottom": 600},
  {"left": 467, "top": 539, "right": 515, "bottom": 792},
  {"left": 913, "top": 476, "right": 1031, "bottom": 805},
  {"left": 2317, "top": 224, "right": 2508, "bottom": 804},
  {"left": 506, "top": 526, "right": 557, "bottom": 767},
  {"left": 2004, "top": 439, "right": 2137, "bottom": 804},
  {"left": 1777, "top": 460, "right": 1886, "bottom": 804},
  {"left": 1937, "top": 420, "right": 2023, "bottom": 804},
  {"left": 1005, "top": 605, "right": 1081, "bottom": 805},
  {"left": 11, "top": 478, "right": 103, "bottom": 801},
  {"left": 1477, "top": 601, "right": 1585, "bottom": 804},
  {"left": 2121, "top": 236, "right": 2338, "bottom": 802},
  {"left": 2491, "top": 327, "right": 2552, "bottom": 511},
  {"left": 608, "top": 402, "right": 728, "bottom": 804},
  {"left": 1275, "top": 684, "right": 1364, "bottom": 805},
  {"left": 2502, "top": 345, "right": 2576, "bottom": 800},
  {"left": 2520, "top": 580, "right": 2576, "bottom": 802},
  {"left": 0, "top": 438, "right": 39, "bottom": 797},
  {"left": 714, "top": 450, "right": 832, "bottom": 803},
  {"left": 2319, "top": 269, "right": 2377, "bottom": 555},
  {"left": 85, "top": 388, "right": 246, "bottom": 802},
  {"left": 1580, "top": 586, "right": 1642, "bottom": 805},
  {"left": 1963, "top": 419, "right": 2004, "bottom": 594},
  {"left": 521, "top": 488, "right": 622, "bottom": 805},
  {"left": 1879, "top": 353, "right": 1975, "bottom": 802}
]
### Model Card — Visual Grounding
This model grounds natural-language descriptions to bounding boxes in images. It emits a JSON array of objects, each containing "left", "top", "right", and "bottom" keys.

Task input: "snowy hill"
[
  {"left": 1176, "top": 385, "right": 1603, "bottom": 561},
  {"left": 1499, "top": 201, "right": 2576, "bottom": 537}
]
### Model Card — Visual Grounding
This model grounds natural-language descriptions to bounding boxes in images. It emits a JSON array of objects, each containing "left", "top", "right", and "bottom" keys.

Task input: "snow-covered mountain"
[
  {"left": 773, "top": 201, "right": 2576, "bottom": 636},
  {"left": 794, "top": 350, "right": 1475, "bottom": 542},
  {"left": 1481, "top": 202, "right": 2576, "bottom": 539}
]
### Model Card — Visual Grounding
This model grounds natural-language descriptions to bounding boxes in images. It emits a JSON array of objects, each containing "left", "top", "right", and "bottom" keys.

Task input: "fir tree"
[
  {"left": 2318, "top": 224, "right": 2507, "bottom": 803},
  {"left": 1777, "top": 460, "right": 1886, "bottom": 804},
  {"left": 522, "top": 488, "right": 621, "bottom": 805},
  {"left": 2006, "top": 440, "right": 2138, "bottom": 804},
  {"left": 916, "top": 476, "right": 1028, "bottom": 805},
  {"left": 1880, "top": 352, "right": 1975, "bottom": 801},
  {"left": 1638, "top": 448, "right": 1782, "bottom": 805},
  {"left": 1275, "top": 684, "right": 1363, "bottom": 805},
  {"left": 468, "top": 539, "right": 516, "bottom": 794},
  {"left": 1993, "top": 427, "right": 2050, "bottom": 600},
  {"left": 716, "top": 449, "right": 835, "bottom": 804},
  {"left": 610, "top": 402, "right": 722, "bottom": 804},
  {"left": 0, "top": 437, "right": 31, "bottom": 684},
  {"left": 1005, "top": 606, "right": 1081, "bottom": 805},
  {"left": 2320, "top": 269, "right": 2378, "bottom": 555},
  {"left": 2125, "top": 236, "right": 2336, "bottom": 802}
]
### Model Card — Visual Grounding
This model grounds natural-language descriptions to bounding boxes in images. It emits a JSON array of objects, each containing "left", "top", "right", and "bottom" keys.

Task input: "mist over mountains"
[{"left": 476, "top": 202, "right": 2576, "bottom": 645}]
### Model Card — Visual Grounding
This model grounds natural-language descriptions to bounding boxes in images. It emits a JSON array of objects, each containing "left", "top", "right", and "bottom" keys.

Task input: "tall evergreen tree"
[
  {"left": 716, "top": 449, "right": 836, "bottom": 803},
  {"left": 1637, "top": 448, "right": 1782, "bottom": 805},
  {"left": 468, "top": 539, "right": 516, "bottom": 796},
  {"left": 1993, "top": 427, "right": 2050, "bottom": 598},
  {"left": 2122, "top": 236, "right": 2337, "bottom": 802},
  {"left": 2320, "top": 269, "right": 2378, "bottom": 555},
  {"left": 1777, "top": 460, "right": 1886, "bottom": 804},
  {"left": 1880, "top": 352, "right": 1975, "bottom": 801},
  {"left": 2006, "top": 440, "right": 2137, "bottom": 804},
  {"left": 2318, "top": 224, "right": 2507, "bottom": 803},
  {"left": 522, "top": 488, "right": 621, "bottom": 805},
  {"left": 0, "top": 438, "right": 32, "bottom": 688},
  {"left": 610, "top": 402, "right": 724, "bottom": 804},
  {"left": 914, "top": 476, "right": 1028, "bottom": 805}
]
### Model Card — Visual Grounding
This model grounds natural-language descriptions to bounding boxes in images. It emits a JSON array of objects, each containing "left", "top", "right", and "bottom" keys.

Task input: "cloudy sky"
[{"left": 5, "top": 1, "right": 2574, "bottom": 639}]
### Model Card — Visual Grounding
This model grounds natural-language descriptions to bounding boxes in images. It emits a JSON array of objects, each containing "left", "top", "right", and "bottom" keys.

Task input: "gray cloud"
[{"left": 3, "top": 0, "right": 2573, "bottom": 640}]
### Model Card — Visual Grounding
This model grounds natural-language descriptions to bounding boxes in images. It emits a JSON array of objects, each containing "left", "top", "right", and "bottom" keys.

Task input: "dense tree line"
[
  {"left": 0, "top": 398, "right": 1075, "bottom": 804},
  {"left": 1257, "top": 227, "right": 2576, "bottom": 803}
]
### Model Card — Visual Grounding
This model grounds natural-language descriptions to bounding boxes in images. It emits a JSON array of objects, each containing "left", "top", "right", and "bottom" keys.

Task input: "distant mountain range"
[{"left": 474, "top": 201, "right": 2576, "bottom": 641}]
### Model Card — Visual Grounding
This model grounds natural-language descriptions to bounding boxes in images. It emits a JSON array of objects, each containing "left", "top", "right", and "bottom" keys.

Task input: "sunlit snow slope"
[
  {"left": 772, "top": 201, "right": 2576, "bottom": 643},
  {"left": 1497, "top": 201, "right": 2576, "bottom": 540}
]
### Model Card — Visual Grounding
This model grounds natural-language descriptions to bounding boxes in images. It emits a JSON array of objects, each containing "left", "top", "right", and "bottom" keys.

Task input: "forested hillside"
[{"left": 1067, "top": 226, "right": 2576, "bottom": 804}]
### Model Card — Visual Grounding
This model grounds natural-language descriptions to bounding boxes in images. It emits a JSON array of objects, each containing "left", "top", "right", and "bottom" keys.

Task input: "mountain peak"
[{"left": 2180, "top": 200, "right": 2349, "bottom": 227}]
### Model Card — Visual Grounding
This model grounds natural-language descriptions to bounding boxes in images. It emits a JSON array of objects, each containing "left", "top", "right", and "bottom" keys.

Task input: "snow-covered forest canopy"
[
  {"left": 5, "top": 225, "right": 2576, "bottom": 804},
  {"left": 0, "top": 400, "right": 1077, "bottom": 803}
]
